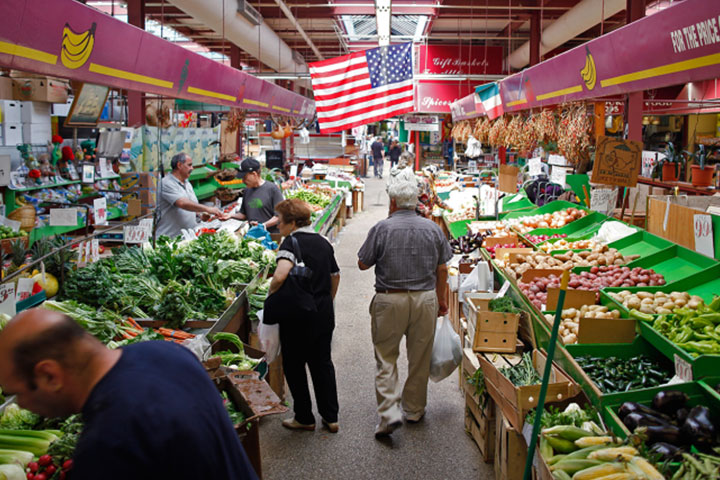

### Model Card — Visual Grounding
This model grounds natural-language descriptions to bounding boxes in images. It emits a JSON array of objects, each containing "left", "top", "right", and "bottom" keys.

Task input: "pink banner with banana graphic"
[
  {"left": 501, "top": 0, "right": 720, "bottom": 112},
  {"left": 0, "top": 0, "right": 314, "bottom": 120}
]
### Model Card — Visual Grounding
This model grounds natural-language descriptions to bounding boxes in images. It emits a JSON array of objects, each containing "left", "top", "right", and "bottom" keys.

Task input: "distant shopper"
[
  {"left": 267, "top": 199, "right": 341, "bottom": 433},
  {"left": 0, "top": 309, "right": 259, "bottom": 479},
  {"left": 388, "top": 140, "right": 402, "bottom": 168},
  {"left": 156, "top": 152, "right": 226, "bottom": 238},
  {"left": 371, "top": 137, "right": 385, "bottom": 179},
  {"left": 358, "top": 180, "right": 452, "bottom": 438},
  {"left": 231, "top": 158, "right": 284, "bottom": 233},
  {"left": 387, "top": 151, "right": 416, "bottom": 192}
]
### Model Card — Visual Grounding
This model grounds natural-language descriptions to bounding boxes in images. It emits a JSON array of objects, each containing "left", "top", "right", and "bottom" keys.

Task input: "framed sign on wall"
[{"left": 64, "top": 83, "right": 110, "bottom": 128}]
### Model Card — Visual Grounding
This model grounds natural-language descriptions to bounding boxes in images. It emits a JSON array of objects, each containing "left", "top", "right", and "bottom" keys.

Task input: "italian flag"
[{"left": 475, "top": 82, "right": 504, "bottom": 120}]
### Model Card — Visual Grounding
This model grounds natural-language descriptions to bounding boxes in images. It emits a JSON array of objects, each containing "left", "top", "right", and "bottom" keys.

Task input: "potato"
[
  {"left": 637, "top": 291, "right": 653, "bottom": 300},
  {"left": 611, "top": 310, "right": 621, "bottom": 319},
  {"left": 674, "top": 298, "right": 687, "bottom": 307},
  {"left": 627, "top": 298, "right": 642, "bottom": 309},
  {"left": 654, "top": 292, "right": 667, "bottom": 298},
  {"left": 662, "top": 302, "right": 676, "bottom": 310},
  {"left": 641, "top": 298, "right": 654, "bottom": 305},
  {"left": 688, "top": 299, "right": 702, "bottom": 310},
  {"left": 640, "top": 305, "right": 655, "bottom": 314},
  {"left": 690, "top": 295, "right": 704, "bottom": 304},
  {"left": 669, "top": 292, "right": 685, "bottom": 300},
  {"left": 563, "top": 333, "right": 578, "bottom": 344}
]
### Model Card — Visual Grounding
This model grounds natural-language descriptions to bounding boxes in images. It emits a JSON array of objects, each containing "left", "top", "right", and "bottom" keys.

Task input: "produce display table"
[{"left": 638, "top": 176, "right": 717, "bottom": 196}]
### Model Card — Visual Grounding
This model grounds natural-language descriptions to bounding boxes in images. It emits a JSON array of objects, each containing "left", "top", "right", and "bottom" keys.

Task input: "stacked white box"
[
  {"left": 1, "top": 123, "right": 22, "bottom": 146},
  {"left": 0, "top": 100, "right": 21, "bottom": 123},
  {"left": 20, "top": 101, "right": 51, "bottom": 124},
  {"left": 22, "top": 123, "right": 52, "bottom": 144}
]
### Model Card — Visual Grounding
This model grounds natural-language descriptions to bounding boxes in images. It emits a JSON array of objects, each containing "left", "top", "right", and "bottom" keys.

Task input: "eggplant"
[
  {"left": 623, "top": 412, "right": 671, "bottom": 431},
  {"left": 652, "top": 390, "right": 689, "bottom": 415},
  {"left": 676, "top": 408, "right": 689, "bottom": 424},
  {"left": 636, "top": 425, "right": 684, "bottom": 446},
  {"left": 681, "top": 406, "right": 716, "bottom": 450},
  {"left": 649, "top": 442, "right": 682, "bottom": 460},
  {"left": 618, "top": 402, "right": 673, "bottom": 422}
]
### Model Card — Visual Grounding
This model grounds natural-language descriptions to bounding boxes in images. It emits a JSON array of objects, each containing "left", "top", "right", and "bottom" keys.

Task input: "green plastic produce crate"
[
  {"left": 501, "top": 199, "right": 589, "bottom": 220},
  {"left": 555, "top": 336, "right": 679, "bottom": 410},
  {"left": 697, "top": 376, "right": 720, "bottom": 400},
  {"left": 626, "top": 245, "right": 718, "bottom": 284},
  {"left": 601, "top": 381, "right": 719, "bottom": 440},
  {"left": 499, "top": 194, "right": 535, "bottom": 212},
  {"left": 600, "top": 263, "right": 720, "bottom": 315},
  {"left": 607, "top": 230, "right": 674, "bottom": 260},
  {"left": 520, "top": 211, "right": 607, "bottom": 238},
  {"left": 638, "top": 320, "right": 720, "bottom": 380}
]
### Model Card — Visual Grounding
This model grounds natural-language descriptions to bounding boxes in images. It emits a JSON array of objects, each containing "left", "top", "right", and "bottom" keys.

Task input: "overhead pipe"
[
  {"left": 273, "top": 0, "right": 324, "bottom": 61},
  {"left": 167, "top": 0, "right": 307, "bottom": 73},
  {"left": 507, "top": 0, "right": 626, "bottom": 70}
]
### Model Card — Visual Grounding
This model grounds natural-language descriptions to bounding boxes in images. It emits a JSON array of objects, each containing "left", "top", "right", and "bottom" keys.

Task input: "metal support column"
[
  {"left": 529, "top": 11, "right": 541, "bottom": 66},
  {"left": 127, "top": 0, "right": 145, "bottom": 126}
]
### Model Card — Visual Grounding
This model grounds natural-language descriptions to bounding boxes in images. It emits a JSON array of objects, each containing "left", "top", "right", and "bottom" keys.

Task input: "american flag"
[{"left": 309, "top": 43, "right": 415, "bottom": 133}]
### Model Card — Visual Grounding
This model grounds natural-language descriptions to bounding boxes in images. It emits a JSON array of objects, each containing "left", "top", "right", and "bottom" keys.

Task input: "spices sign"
[{"left": 591, "top": 136, "right": 643, "bottom": 187}]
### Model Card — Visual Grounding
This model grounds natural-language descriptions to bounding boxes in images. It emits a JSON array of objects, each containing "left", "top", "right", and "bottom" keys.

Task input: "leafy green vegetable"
[
  {"left": 46, "top": 414, "right": 83, "bottom": 461},
  {"left": 0, "top": 404, "right": 40, "bottom": 430},
  {"left": 152, "top": 280, "right": 199, "bottom": 329},
  {"left": 466, "top": 368, "right": 486, "bottom": 398},
  {"left": 42, "top": 300, "right": 123, "bottom": 343},
  {"left": 221, "top": 391, "right": 247, "bottom": 427},
  {"left": 498, "top": 352, "right": 541, "bottom": 386},
  {"left": 489, "top": 297, "right": 522, "bottom": 314},
  {"left": 525, "top": 403, "right": 600, "bottom": 429}
]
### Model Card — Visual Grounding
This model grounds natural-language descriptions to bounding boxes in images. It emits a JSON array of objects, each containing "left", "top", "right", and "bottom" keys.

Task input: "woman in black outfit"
[{"left": 268, "top": 199, "right": 341, "bottom": 433}]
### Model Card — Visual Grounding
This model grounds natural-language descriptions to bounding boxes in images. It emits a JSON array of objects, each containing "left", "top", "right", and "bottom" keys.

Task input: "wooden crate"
[
  {"left": 479, "top": 350, "right": 578, "bottom": 432},
  {"left": 248, "top": 332, "right": 286, "bottom": 401},
  {"left": 448, "top": 289, "right": 460, "bottom": 335},
  {"left": 465, "top": 404, "right": 496, "bottom": 463},
  {"left": 494, "top": 413, "right": 528, "bottom": 480},
  {"left": 467, "top": 294, "right": 520, "bottom": 353}
]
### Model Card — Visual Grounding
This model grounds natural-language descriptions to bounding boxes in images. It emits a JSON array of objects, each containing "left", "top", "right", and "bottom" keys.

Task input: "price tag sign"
[
  {"left": 99, "top": 158, "right": 112, "bottom": 178},
  {"left": 50, "top": 208, "right": 78, "bottom": 227},
  {"left": 528, "top": 157, "right": 542, "bottom": 176},
  {"left": 16, "top": 277, "right": 34, "bottom": 302},
  {"left": 496, "top": 281, "right": 511, "bottom": 299},
  {"left": 550, "top": 166, "right": 567, "bottom": 187},
  {"left": 590, "top": 188, "right": 618, "bottom": 216},
  {"left": 123, "top": 225, "right": 151, "bottom": 244},
  {"left": 289, "top": 164, "right": 298, "bottom": 179},
  {"left": 93, "top": 197, "right": 108, "bottom": 226},
  {"left": 90, "top": 239, "right": 100, "bottom": 262},
  {"left": 82, "top": 164, "right": 95, "bottom": 184},
  {"left": 468, "top": 160, "right": 478, "bottom": 172},
  {"left": 674, "top": 354, "right": 693, "bottom": 382},
  {"left": 693, "top": 214, "right": 714, "bottom": 258},
  {"left": 76, "top": 241, "right": 87, "bottom": 268},
  {"left": 0, "top": 283, "right": 16, "bottom": 317},
  {"left": 0, "top": 155, "right": 10, "bottom": 187}
]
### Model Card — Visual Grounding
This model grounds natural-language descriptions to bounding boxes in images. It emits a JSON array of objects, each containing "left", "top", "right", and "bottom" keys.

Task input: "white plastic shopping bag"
[
  {"left": 257, "top": 310, "right": 281, "bottom": 364},
  {"left": 429, "top": 316, "right": 462, "bottom": 382}
]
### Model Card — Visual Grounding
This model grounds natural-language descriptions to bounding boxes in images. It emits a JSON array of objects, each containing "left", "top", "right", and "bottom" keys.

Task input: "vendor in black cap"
[{"left": 231, "top": 158, "right": 284, "bottom": 233}]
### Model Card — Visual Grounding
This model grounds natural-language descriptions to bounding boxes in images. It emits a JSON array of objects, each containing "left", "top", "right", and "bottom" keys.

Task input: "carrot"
[
  {"left": 156, "top": 328, "right": 195, "bottom": 339},
  {"left": 127, "top": 317, "right": 144, "bottom": 332}
]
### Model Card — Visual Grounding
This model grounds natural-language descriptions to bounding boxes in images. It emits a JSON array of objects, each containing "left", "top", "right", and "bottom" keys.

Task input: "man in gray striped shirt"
[{"left": 358, "top": 180, "right": 452, "bottom": 439}]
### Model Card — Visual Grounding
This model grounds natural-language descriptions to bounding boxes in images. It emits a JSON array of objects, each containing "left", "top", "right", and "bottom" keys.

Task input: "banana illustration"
[
  {"left": 61, "top": 22, "right": 96, "bottom": 69},
  {"left": 579, "top": 46, "right": 597, "bottom": 90}
]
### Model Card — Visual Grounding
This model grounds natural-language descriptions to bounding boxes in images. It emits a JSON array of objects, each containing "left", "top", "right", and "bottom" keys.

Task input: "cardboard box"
[
  {"left": 494, "top": 413, "right": 528, "bottom": 480},
  {"left": 0, "top": 77, "right": 13, "bottom": 100},
  {"left": 12, "top": 77, "right": 70, "bottom": 103},
  {"left": 21, "top": 122, "right": 52, "bottom": 145},
  {"left": 20, "top": 101, "right": 51, "bottom": 124},
  {"left": 479, "top": 350, "right": 578, "bottom": 431},
  {"left": 127, "top": 187, "right": 156, "bottom": 205},
  {"left": 1, "top": 122, "right": 22, "bottom": 146},
  {"left": 0, "top": 100, "right": 22, "bottom": 123},
  {"left": 120, "top": 172, "right": 158, "bottom": 189}
]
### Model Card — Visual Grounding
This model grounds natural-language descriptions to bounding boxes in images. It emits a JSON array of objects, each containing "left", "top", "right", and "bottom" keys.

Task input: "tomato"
[
  {"left": 62, "top": 459, "right": 73, "bottom": 470},
  {"left": 45, "top": 465, "right": 56, "bottom": 476},
  {"left": 27, "top": 462, "right": 39, "bottom": 473},
  {"left": 98, "top": 245, "right": 106, "bottom": 254},
  {"left": 38, "top": 455, "right": 52, "bottom": 467}
]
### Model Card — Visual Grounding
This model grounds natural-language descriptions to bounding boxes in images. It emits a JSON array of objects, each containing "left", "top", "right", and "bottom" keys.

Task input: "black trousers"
[{"left": 279, "top": 312, "right": 339, "bottom": 424}]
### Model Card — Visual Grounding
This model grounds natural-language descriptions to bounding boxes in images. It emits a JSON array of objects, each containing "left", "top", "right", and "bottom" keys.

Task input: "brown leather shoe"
[
  {"left": 282, "top": 418, "right": 315, "bottom": 431},
  {"left": 322, "top": 418, "right": 339, "bottom": 433}
]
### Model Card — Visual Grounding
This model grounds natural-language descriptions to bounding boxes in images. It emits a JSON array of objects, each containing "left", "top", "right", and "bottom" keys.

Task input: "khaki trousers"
[{"left": 370, "top": 290, "right": 437, "bottom": 424}]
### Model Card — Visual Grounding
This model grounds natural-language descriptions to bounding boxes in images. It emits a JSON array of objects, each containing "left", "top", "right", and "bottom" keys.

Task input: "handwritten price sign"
[
  {"left": 123, "top": 225, "right": 151, "bottom": 244},
  {"left": 0, "top": 283, "right": 16, "bottom": 317},
  {"left": 694, "top": 214, "right": 714, "bottom": 258}
]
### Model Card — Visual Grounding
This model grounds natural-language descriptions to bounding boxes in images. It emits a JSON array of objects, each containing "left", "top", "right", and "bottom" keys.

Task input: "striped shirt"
[{"left": 358, "top": 210, "right": 452, "bottom": 291}]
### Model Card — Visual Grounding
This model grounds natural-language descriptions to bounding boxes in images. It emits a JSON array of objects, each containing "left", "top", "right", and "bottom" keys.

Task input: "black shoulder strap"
[{"left": 290, "top": 235, "right": 303, "bottom": 264}]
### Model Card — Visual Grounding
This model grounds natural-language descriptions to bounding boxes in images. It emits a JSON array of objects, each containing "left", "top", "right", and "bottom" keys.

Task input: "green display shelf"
[
  {"left": 559, "top": 336, "right": 677, "bottom": 410},
  {"left": 626, "top": 244, "right": 718, "bottom": 284},
  {"left": 195, "top": 180, "right": 220, "bottom": 200},
  {"left": 9, "top": 180, "right": 81, "bottom": 192},
  {"left": 638, "top": 320, "right": 720, "bottom": 380},
  {"left": 189, "top": 165, "right": 217, "bottom": 182},
  {"left": 601, "top": 381, "right": 719, "bottom": 440},
  {"left": 607, "top": 230, "right": 674, "bottom": 259},
  {"left": 447, "top": 219, "right": 472, "bottom": 239}
]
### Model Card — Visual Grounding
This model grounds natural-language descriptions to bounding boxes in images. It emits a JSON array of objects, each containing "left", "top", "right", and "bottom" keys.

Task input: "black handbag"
[{"left": 263, "top": 235, "right": 316, "bottom": 324}]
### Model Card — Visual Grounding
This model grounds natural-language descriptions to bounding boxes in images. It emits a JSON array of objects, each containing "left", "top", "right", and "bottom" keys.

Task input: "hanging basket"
[{"left": 8, "top": 205, "right": 36, "bottom": 232}]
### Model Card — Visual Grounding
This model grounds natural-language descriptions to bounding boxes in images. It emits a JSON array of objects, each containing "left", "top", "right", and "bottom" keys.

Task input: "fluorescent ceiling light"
[
  {"left": 375, "top": 0, "right": 391, "bottom": 46},
  {"left": 414, "top": 15, "right": 427, "bottom": 42}
]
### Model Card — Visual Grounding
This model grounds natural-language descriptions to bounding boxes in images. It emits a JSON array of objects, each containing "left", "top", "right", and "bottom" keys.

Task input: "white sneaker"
[{"left": 374, "top": 420, "right": 402, "bottom": 438}]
